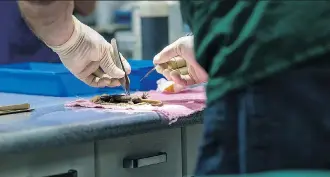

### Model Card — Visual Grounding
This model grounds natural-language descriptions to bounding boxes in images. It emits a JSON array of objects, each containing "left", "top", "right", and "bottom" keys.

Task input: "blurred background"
[
  {"left": 0, "top": 1, "right": 191, "bottom": 65},
  {"left": 0, "top": 1, "right": 191, "bottom": 96},
  {"left": 76, "top": 1, "right": 190, "bottom": 60}
]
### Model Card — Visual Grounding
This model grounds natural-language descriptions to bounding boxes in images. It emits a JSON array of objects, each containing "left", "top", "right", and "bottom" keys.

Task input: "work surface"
[{"left": 0, "top": 92, "right": 203, "bottom": 154}]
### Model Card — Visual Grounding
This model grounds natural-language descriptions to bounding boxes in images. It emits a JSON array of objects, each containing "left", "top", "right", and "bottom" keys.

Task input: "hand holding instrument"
[
  {"left": 47, "top": 16, "right": 130, "bottom": 87},
  {"left": 141, "top": 33, "right": 194, "bottom": 82}
]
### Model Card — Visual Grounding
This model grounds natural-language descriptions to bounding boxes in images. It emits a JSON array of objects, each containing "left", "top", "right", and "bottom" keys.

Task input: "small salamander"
[{"left": 90, "top": 92, "right": 163, "bottom": 106}]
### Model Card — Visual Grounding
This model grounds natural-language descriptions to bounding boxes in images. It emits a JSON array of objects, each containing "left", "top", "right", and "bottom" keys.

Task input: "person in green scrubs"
[{"left": 154, "top": 1, "right": 330, "bottom": 176}]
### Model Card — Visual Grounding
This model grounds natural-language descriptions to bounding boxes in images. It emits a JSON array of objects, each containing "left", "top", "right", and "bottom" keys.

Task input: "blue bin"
[
  {"left": 113, "top": 10, "right": 132, "bottom": 25},
  {"left": 120, "top": 59, "right": 163, "bottom": 91},
  {"left": 0, "top": 60, "right": 163, "bottom": 97}
]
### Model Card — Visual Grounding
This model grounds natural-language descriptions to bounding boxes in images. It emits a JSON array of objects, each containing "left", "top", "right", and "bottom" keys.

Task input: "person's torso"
[
  {"left": 180, "top": 1, "right": 330, "bottom": 105},
  {"left": 0, "top": 2, "right": 60, "bottom": 65}
]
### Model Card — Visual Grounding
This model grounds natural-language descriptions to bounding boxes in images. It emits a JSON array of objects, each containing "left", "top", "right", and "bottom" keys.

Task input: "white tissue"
[
  {"left": 156, "top": 78, "right": 184, "bottom": 93},
  {"left": 156, "top": 78, "right": 173, "bottom": 92}
]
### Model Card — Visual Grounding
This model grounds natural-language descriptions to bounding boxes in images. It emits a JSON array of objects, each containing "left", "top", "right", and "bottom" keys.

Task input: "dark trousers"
[{"left": 195, "top": 55, "right": 330, "bottom": 175}]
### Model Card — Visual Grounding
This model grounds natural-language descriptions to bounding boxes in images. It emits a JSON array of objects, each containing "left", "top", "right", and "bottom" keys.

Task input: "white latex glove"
[
  {"left": 47, "top": 16, "right": 131, "bottom": 87},
  {"left": 153, "top": 36, "right": 208, "bottom": 91}
]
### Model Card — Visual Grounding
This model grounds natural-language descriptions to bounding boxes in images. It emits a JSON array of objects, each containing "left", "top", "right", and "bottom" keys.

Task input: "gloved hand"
[
  {"left": 47, "top": 16, "right": 131, "bottom": 87},
  {"left": 153, "top": 36, "right": 208, "bottom": 90}
]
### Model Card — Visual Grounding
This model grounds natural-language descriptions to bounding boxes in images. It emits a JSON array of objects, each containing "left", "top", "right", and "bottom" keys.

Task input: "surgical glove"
[
  {"left": 153, "top": 36, "right": 208, "bottom": 87},
  {"left": 47, "top": 16, "right": 131, "bottom": 87}
]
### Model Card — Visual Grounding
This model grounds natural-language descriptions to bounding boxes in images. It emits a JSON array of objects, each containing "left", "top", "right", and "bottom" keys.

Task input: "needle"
[{"left": 140, "top": 67, "right": 156, "bottom": 82}]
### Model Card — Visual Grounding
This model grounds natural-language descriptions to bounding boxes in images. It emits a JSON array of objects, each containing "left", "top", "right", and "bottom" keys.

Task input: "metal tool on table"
[
  {"left": 0, "top": 103, "right": 33, "bottom": 116},
  {"left": 111, "top": 38, "right": 130, "bottom": 95}
]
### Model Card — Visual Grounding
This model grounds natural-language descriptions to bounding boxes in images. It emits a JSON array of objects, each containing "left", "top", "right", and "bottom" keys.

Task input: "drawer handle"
[
  {"left": 44, "top": 169, "right": 77, "bottom": 177},
  {"left": 123, "top": 152, "right": 167, "bottom": 168}
]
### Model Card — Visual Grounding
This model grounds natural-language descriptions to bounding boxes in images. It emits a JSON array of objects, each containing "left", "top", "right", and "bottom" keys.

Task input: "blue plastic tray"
[
  {"left": 116, "top": 59, "right": 163, "bottom": 91},
  {"left": 0, "top": 60, "right": 163, "bottom": 97}
]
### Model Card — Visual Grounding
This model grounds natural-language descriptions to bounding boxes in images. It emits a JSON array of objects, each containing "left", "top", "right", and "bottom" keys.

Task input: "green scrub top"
[
  {"left": 180, "top": 1, "right": 330, "bottom": 105},
  {"left": 200, "top": 170, "right": 330, "bottom": 177}
]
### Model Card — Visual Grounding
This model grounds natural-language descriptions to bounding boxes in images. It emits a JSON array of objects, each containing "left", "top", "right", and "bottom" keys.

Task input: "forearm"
[{"left": 18, "top": 1, "right": 75, "bottom": 46}]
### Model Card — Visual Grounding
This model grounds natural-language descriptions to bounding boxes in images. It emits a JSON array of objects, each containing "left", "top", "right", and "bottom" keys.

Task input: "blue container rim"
[{"left": 0, "top": 68, "right": 65, "bottom": 75}]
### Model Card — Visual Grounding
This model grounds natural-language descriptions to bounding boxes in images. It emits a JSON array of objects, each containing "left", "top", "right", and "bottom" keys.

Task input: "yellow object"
[
  {"left": 168, "top": 56, "right": 186, "bottom": 69},
  {"left": 156, "top": 78, "right": 184, "bottom": 93},
  {"left": 0, "top": 103, "right": 30, "bottom": 111},
  {"left": 0, "top": 103, "right": 32, "bottom": 116},
  {"left": 163, "top": 83, "right": 175, "bottom": 93}
]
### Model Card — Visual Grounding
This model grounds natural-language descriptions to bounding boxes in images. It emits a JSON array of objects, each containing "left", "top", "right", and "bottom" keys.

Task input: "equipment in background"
[
  {"left": 132, "top": 1, "right": 185, "bottom": 60},
  {"left": 113, "top": 10, "right": 134, "bottom": 59}
]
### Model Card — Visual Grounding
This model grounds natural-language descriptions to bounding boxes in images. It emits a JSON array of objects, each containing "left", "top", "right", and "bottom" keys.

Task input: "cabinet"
[
  {"left": 0, "top": 125, "right": 204, "bottom": 177},
  {"left": 0, "top": 143, "right": 95, "bottom": 177},
  {"left": 95, "top": 128, "right": 182, "bottom": 177},
  {"left": 182, "top": 124, "right": 203, "bottom": 177}
]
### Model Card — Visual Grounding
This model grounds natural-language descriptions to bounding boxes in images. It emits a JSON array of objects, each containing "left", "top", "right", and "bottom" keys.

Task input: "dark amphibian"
[{"left": 90, "top": 92, "right": 163, "bottom": 106}]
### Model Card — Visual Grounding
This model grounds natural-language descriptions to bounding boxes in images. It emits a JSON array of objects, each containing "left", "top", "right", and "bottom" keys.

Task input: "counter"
[{"left": 0, "top": 92, "right": 204, "bottom": 177}]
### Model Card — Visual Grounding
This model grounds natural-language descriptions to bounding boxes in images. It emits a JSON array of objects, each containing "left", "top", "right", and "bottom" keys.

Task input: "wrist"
[
  {"left": 47, "top": 16, "right": 81, "bottom": 55},
  {"left": 19, "top": 1, "right": 75, "bottom": 46},
  {"left": 44, "top": 15, "right": 75, "bottom": 46}
]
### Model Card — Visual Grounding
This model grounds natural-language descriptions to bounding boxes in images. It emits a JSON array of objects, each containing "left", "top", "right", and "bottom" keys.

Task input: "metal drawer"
[
  {"left": 96, "top": 128, "right": 182, "bottom": 177},
  {"left": 182, "top": 124, "right": 203, "bottom": 177},
  {"left": 0, "top": 143, "right": 94, "bottom": 177}
]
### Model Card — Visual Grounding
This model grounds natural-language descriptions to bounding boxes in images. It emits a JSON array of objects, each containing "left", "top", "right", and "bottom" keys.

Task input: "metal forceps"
[{"left": 111, "top": 38, "right": 130, "bottom": 95}]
